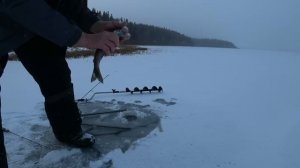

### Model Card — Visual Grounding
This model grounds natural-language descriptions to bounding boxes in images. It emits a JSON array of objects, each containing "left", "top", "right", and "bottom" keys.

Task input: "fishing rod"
[
  {"left": 80, "top": 74, "right": 110, "bottom": 100},
  {"left": 81, "top": 109, "right": 127, "bottom": 117}
]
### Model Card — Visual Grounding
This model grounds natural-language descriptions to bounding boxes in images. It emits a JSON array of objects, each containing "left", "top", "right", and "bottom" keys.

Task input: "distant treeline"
[{"left": 92, "top": 9, "right": 237, "bottom": 48}]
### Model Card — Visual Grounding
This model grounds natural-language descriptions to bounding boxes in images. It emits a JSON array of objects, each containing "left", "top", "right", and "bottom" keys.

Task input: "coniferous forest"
[{"left": 91, "top": 9, "right": 237, "bottom": 48}]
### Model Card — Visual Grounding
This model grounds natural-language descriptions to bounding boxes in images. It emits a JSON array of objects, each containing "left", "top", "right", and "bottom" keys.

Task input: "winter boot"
[
  {"left": 44, "top": 87, "right": 95, "bottom": 147},
  {"left": 69, "top": 131, "right": 95, "bottom": 148}
]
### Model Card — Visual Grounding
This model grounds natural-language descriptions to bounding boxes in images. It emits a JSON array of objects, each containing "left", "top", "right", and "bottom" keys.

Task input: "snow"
[
  {"left": 39, "top": 149, "right": 81, "bottom": 166},
  {"left": 1, "top": 46, "right": 300, "bottom": 168}
]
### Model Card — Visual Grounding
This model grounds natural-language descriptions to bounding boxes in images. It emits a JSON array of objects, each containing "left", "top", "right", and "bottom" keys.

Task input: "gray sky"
[{"left": 89, "top": 0, "right": 300, "bottom": 52}]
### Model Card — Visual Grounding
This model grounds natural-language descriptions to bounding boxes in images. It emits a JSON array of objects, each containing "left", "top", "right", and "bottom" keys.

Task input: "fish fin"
[
  {"left": 91, "top": 71, "right": 96, "bottom": 82},
  {"left": 91, "top": 70, "right": 104, "bottom": 83}
]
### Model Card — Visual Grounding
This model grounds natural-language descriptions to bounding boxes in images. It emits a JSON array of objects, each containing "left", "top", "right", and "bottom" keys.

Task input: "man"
[{"left": 0, "top": 0, "right": 125, "bottom": 167}]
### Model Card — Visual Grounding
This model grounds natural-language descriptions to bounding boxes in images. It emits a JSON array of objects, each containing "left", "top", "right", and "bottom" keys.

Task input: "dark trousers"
[
  {"left": 0, "top": 100, "right": 8, "bottom": 168},
  {"left": 15, "top": 36, "right": 82, "bottom": 142},
  {"left": 15, "top": 36, "right": 72, "bottom": 99},
  {"left": 0, "top": 36, "right": 82, "bottom": 167},
  {"left": 0, "top": 55, "right": 8, "bottom": 168}
]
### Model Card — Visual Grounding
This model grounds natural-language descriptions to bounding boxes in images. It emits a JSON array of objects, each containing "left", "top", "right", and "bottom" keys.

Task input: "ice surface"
[{"left": 1, "top": 46, "right": 300, "bottom": 167}]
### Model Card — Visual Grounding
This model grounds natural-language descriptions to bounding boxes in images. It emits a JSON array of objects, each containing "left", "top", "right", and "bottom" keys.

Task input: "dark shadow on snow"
[
  {"left": 79, "top": 100, "right": 162, "bottom": 155},
  {"left": 24, "top": 99, "right": 163, "bottom": 168}
]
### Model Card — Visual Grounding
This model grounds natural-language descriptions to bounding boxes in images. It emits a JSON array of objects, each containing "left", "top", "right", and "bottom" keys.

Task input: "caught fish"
[
  {"left": 91, "top": 26, "right": 131, "bottom": 83},
  {"left": 91, "top": 49, "right": 104, "bottom": 82}
]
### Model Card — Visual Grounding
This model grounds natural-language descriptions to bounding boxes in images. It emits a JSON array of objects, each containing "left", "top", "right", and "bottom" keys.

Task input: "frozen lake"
[{"left": 1, "top": 46, "right": 300, "bottom": 168}]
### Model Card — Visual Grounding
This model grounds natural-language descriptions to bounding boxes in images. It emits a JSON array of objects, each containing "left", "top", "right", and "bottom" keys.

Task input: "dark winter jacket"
[{"left": 0, "top": 0, "right": 99, "bottom": 55}]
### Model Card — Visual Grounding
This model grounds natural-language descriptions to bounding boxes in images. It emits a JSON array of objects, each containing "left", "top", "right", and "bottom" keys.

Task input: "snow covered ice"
[{"left": 1, "top": 46, "right": 300, "bottom": 168}]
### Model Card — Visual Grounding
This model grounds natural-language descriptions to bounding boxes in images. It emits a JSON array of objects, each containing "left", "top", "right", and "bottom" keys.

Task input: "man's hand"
[
  {"left": 90, "top": 21, "right": 127, "bottom": 33},
  {"left": 73, "top": 31, "right": 119, "bottom": 55},
  {"left": 74, "top": 21, "right": 129, "bottom": 55}
]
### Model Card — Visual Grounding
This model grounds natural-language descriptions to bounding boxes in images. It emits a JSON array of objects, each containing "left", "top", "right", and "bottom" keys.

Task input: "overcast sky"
[{"left": 89, "top": 0, "right": 300, "bottom": 52}]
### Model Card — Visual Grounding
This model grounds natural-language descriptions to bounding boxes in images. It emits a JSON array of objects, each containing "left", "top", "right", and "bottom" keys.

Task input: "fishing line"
[
  {"left": 80, "top": 74, "right": 110, "bottom": 100},
  {"left": 2, "top": 127, "right": 52, "bottom": 149}
]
